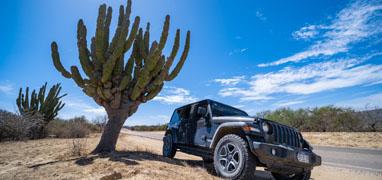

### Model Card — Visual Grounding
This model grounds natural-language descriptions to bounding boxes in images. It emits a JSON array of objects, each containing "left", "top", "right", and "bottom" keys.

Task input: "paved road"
[{"left": 121, "top": 130, "right": 382, "bottom": 173}]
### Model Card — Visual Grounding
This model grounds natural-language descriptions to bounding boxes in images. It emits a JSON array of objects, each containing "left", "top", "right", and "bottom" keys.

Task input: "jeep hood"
[{"left": 212, "top": 116, "right": 255, "bottom": 123}]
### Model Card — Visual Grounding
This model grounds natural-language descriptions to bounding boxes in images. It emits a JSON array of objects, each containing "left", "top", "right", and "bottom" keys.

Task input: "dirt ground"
[
  {"left": 0, "top": 133, "right": 381, "bottom": 180},
  {"left": 302, "top": 132, "right": 382, "bottom": 149}
]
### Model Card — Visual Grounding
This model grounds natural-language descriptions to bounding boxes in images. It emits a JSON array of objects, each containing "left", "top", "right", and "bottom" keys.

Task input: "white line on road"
[{"left": 323, "top": 162, "right": 382, "bottom": 173}]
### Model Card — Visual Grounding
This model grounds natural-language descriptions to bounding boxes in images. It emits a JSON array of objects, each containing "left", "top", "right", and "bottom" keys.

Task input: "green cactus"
[
  {"left": 51, "top": 0, "right": 190, "bottom": 153},
  {"left": 16, "top": 83, "right": 66, "bottom": 139}
]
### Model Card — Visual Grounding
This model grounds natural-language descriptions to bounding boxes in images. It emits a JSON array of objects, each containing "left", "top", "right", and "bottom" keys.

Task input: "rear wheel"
[
  {"left": 272, "top": 170, "right": 311, "bottom": 180},
  {"left": 213, "top": 134, "right": 256, "bottom": 180},
  {"left": 162, "top": 134, "right": 176, "bottom": 158}
]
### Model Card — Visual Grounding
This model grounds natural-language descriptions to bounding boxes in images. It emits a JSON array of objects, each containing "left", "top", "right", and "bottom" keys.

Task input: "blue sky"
[{"left": 0, "top": 0, "right": 381, "bottom": 125}]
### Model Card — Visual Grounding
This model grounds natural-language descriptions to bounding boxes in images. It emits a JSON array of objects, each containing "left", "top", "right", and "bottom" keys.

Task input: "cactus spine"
[{"left": 50, "top": 0, "right": 190, "bottom": 153}]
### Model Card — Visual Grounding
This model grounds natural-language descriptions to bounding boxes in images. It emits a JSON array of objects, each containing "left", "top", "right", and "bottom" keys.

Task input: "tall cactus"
[
  {"left": 51, "top": 0, "right": 190, "bottom": 153},
  {"left": 16, "top": 82, "right": 66, "bottom": 139}
]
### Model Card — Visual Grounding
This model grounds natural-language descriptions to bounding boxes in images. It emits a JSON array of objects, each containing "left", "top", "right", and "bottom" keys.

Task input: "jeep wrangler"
[{"left": 162, "top": 99, "right": 321, "bottom": 180}]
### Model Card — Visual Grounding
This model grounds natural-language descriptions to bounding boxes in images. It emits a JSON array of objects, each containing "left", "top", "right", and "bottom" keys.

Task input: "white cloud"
[
  {"left": 214, "top": 76, "right": 245, "bottom": 86},
  {"left": 59, "top": 98, "right": 106, "bottom": 120},
  {"left": 219, "top": 56, "right": 382, "bottom": 101},
  {"left": 256, "top": 10, "right": 267, "bottom": 21},
  {"left": 336, "top": 93, "right": 382, "bottom": 109},
  {"left": 0, "top": 82, "right": 14, "bottom": 95},
  {"left": 274, "top": 100, "right": 305, "bottom": 107},
  {"left": 292, "top": 25, "right": 319, "bottom": 40},
  {"left": 259, "top": 0, "right": 382, "bottom": 67},
  {"left": 233, "top": 105, "right": 245, "bottom": 108},
  {"left": 228, "top": 48, "right": 248, "bottom": 56},
  {"left": 153, "top": 86, "right": 198, "bottom": 105}
]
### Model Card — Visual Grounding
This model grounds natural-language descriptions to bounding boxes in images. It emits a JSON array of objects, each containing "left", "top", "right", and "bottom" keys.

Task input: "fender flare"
[{"left": 209, "top": 122, "right": 248, "bottom": 149}]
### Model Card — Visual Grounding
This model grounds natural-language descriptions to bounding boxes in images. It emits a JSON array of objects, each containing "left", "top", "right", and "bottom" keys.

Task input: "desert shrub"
[
  {"left": 46, "top": 116, "right": 97, "bottom": 138},
  {"left": 70, "top": 138, "right": 88, "bottom": 156},
  {"left": 125, "top": 123, "right": 168, "bottom": 131},
  {"left": 0, "top": 109, "right": 45, "bottom": 141},
  {"left": 67, "top": 117, "right": 91, "bottom": 138}
]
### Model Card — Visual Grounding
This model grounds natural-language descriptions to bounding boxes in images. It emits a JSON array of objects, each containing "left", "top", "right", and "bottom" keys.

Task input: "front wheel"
[
  {"left": 213, "top": 134, "right": 256, "bottom": 180},
  {"left": 272, "top": 170, "right": 311, "bottom": 180},
  {"left": 162, "top": 134, "right": 176, "bottom": 158}
]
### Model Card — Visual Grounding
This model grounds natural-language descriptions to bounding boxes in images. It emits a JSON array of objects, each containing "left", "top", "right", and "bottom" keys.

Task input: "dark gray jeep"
[{"left": 162, "top": 99, "right": 321, "bottom": 180}]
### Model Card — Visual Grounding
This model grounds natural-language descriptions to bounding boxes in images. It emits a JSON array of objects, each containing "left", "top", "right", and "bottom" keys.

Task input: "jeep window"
[
  {"left": 193, "top": 103, "right": 208, "bottom": 119},
  {"left": 211, "top": 102, "right": 248, "bottom": 117},
  {"left": 170, "top": 109, "right": 181, "bottom": 124},
  {"left": 180, "top": 106, "right": 191, "bottom": 121}
]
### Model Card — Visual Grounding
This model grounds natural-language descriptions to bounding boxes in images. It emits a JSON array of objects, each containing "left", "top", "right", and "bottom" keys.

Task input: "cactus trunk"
[{"left": 92, "top": 101, "right": 140, "bottom": 153}]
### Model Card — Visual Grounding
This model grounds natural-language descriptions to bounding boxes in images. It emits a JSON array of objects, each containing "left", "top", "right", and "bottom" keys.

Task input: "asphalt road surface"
[{"left": 121, "top": 129, "right": 382, "bottom": 173}]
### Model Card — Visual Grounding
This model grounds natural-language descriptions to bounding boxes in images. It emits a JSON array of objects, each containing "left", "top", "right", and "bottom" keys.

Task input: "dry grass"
[
  {"left": 0, "top": 133, "right": 381, "bottom": 180},
  {"left": 302, "top": 132, "right": 382, "bottom": 149}
]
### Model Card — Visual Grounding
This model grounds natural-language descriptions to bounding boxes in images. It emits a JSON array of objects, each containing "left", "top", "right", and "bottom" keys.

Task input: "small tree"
[
  {"left": 362, "top": 105, "right": 382, "bottom": 132},
  {"left": 16, "top": 83, "right": 66, "bottom": 139},
  {"left": 93, "top": 115, "right": 108, "bottom": 133},
  {"left": 51, "top": 0, "right": 190, "bottom": 153}
]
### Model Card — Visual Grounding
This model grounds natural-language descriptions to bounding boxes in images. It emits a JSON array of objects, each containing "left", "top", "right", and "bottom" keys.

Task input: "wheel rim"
[
  {"left": 163, "top": 136, "right": 171, "bottom": 155},
  {"left": 218, "top": 143, "right": 240, "bottom": 173}
]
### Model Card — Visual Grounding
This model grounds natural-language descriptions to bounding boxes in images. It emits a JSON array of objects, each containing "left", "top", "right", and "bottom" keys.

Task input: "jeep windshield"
[{"left": 211, "top": 102, "right": 248, "bottom": 117}]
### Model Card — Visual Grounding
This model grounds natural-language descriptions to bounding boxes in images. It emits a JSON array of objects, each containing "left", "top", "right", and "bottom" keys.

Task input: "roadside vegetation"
[
  {"left": 124, "top": 124, "right": 168, "bottom": 131},
  {"left": 0, "top": 109, "right": 100, "bottom": 142},
  {"left": 257, "top": 105, "right": 382, "bottom": 132}
]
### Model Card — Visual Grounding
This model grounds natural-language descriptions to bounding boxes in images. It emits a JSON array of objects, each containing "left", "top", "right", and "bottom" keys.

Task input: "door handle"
[{"left": 201, "top": 135, "right": 207, "bottom": 141}]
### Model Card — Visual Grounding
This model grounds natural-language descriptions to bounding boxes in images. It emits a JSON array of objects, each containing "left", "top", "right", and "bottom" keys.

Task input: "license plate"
[{"left": 297, "top": 152, "right": 309, "bottom": 163}]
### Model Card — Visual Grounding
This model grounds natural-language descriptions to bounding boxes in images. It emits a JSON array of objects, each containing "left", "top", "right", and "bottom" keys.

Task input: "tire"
[
  {"left": 213, "top": 134, "right": 256, "bottom": 180},
  {"left": 272, "top": 170, "right": 311, "bottom": 180},
  {"left": 162, "top": 133, "right": 176, "bottom": 158},
  {"left": 202, "top": 157, "right": 214, "bottom": 163}
]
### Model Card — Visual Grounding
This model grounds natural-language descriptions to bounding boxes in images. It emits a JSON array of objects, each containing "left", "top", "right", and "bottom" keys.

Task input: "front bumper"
[{"left": 251, "top": 141, "right": 321, "bottom": 174}]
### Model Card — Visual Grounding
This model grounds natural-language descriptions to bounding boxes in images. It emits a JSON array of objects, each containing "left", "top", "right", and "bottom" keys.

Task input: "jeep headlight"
[{"left": 262, "top": 122, "right": 271, "bottom": 134}]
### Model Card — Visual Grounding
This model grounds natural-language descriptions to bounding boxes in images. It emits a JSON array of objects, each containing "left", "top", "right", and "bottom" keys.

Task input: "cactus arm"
[
  {"left": 91, "top": 37, "right": 102, "bottom": 70},
  {"left": 70, "top": 66, "right": 85, "bottom": 88},
  {"left": 124, "top": 16, "right": 140, "bottom": 53},
  {"left": 113, "top": 54, "right": 124, "bottom": 76},
  {"left": 158, "top": 15, "right": 170, "bottom": 50},
  {"left": 143, "top": 23, "right": 150, "bottom": 54},
  {"left": 104, "top": 7, "right": 112, "bottom": 54},
  {"left": 145, "top": 30, "right": 180, "bottom": 92},
  {"left": 137, "top": 28, "right": 147, "bottom": 60},
  {"left": 150, "top": 55, "right": 165, "bottom": 77},
  {"left": 145, "top": 83, "right": 163, "bottom": 102},
  {"left": 95, "top": 4, "right": 107, "bottom": 64},
  {"left": 16, "top": 88, "right": 22, "bottom": 111},
  {"left": 109, "top": 5, "right": 124, "bottom": 55},
  {"left": 77, "top": 20, "right": 95, "bottom": 79},
  {"left": 166, "top": 30, "right": 190, "bottom": 81},
  {"left": 51, "top": 42, "right": 72, "bottom": 78}
]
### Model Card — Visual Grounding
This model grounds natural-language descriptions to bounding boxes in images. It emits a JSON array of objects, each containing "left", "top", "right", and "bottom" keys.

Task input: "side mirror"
[{"left": 197, "top": 107, "right": 207, "bottom": 117}]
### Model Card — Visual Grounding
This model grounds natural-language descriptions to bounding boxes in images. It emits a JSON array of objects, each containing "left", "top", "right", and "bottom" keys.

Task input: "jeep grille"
[{"left": 270, "top": 122, "right": 302, "bottom": 148}]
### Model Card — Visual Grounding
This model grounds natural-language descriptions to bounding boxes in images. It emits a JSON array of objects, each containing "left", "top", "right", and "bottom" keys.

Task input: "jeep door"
[
  {"left": 176, "top": 105, "right": 191, "bottom": 144},
  {"left": 188, "top": 102, "right": 211, "bottom": 147}
]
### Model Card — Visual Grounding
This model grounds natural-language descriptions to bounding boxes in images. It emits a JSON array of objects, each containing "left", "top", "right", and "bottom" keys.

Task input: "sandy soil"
[
  {"left": 302, "top": 132, "right": 382, "bottom": 149},
  {"left": 0, "top": 134, "right": 381, "bottom": 180}
]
